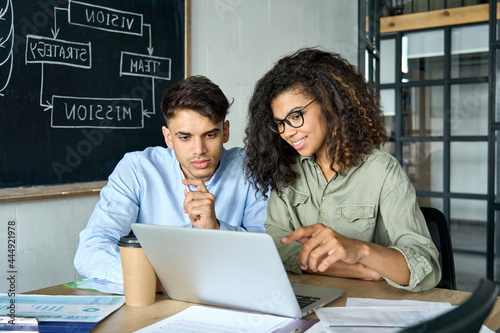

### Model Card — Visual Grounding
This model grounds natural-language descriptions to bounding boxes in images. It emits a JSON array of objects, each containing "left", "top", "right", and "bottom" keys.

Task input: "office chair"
[
  {"left": 420, "top": 207, "right": 457, "bottom": 290},
  {"left": 399, "top": 278, "right": 500, "bottom": 333}
]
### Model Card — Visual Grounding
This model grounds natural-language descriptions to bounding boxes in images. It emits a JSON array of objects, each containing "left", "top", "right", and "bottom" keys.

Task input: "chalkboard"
[{"left": 0, "top": 0, "right": 187, "bottom": 188}]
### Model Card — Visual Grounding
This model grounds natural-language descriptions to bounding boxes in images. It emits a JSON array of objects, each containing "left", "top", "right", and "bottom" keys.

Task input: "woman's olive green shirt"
[{"left": 265, "top": 149, "right": 441, "bottom": 292}]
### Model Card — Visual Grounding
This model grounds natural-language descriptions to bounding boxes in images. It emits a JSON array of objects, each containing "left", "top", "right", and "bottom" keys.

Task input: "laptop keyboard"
[{"left": 296, "top": 294, "right": 321, "bottom": 309}]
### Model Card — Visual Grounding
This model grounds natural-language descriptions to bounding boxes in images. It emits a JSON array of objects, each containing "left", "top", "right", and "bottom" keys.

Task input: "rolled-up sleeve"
[{"left": 379, "top": 177, "right": 441, "bottom": 292}]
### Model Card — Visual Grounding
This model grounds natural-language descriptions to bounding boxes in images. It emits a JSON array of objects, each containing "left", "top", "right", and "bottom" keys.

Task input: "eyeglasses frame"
[{"left": 269, "top": 99, "right": 316, "bottom": 134}]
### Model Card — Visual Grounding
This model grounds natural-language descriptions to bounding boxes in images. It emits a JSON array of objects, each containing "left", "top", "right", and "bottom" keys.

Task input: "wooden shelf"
[
  {"left": 381, "top": 4, "right": 492, "bottom": 34},
  {"left": 0, "top": 181, "right": 107, "bottom": 203}
]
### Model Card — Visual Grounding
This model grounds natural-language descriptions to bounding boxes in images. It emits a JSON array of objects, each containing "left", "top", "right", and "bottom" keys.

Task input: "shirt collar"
[
  {"left": 298, "top": 150, "right": 373, "bottom": 175},
  {"left": 299, "top": 154, "right": 316, "bottom": 165}
]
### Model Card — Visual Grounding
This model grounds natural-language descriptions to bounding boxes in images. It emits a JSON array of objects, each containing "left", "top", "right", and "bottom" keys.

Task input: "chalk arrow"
[
  {"left": 51, "top": 7, "right": 67, "bottom": 39},
  {"left": 143, "top": 109, "right": 153, "bottom": 118},
  {"left": 51, "top": 7, "right": 59, "bottom": 38},
  {"left": 39, "top": 63, "right": 50, "bottom": 110},
  {"left": 0, "top": 25, "right": 12, "bottom": 49},
  {"left": 0, "top": 49, "right": 13, "bottom": 93},
  {"left": 51, "top": 28, "right": 60, "bottom": 39},
  {"left": 51, "top": 9, "right": 59, "bottom": 39},
  {"left": 144, "top": 24, "right": 154, "bottom": 55},
  {"left": 42, "top": 101, "right": 53, "bottom": 112},
  {"left": 0, "top": 0, "right": 10, "bottom": 19}
]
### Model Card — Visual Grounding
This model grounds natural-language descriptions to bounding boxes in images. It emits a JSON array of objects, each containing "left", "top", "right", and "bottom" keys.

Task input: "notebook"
[{"left": 131, "top": 224, "right": 344, "bottom": 318}]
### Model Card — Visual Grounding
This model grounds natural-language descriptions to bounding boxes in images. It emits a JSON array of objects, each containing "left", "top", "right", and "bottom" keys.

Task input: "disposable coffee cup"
[{"left": 118, "top": 233, "right": 156, "bottom": 306}]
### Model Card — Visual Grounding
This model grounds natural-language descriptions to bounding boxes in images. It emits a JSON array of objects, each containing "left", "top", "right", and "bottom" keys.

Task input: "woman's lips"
[{"left": 291, "top": 137, "right": 306, "bottom": 150}]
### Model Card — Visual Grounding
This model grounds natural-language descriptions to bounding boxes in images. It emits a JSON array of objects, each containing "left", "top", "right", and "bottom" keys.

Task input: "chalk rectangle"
[
  {"left": 51, "top": 95, "right": 144, "bottom": 129},
  {"left": 120, "top": 52, "right": 171, "bottom": 80},
  {"left": 25, "top": 35, "right": 91, "bottom": 68},
  {"left": 69, "top": 1, "right": 143, "bottom": 36}
]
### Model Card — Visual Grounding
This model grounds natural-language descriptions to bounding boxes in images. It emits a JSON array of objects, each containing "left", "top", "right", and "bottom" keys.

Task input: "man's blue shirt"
[{"left": 74, "top": 146, "right": 268, "bottom": 283}]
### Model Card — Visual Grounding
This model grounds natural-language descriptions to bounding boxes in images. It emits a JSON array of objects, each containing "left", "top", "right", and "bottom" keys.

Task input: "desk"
[{"left": 29, "top": 275, "right": 500, "bottom": 332}]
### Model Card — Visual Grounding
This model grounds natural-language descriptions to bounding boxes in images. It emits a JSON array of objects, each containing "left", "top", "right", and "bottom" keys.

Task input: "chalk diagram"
[
  {"left": 0, "top": 0, "right": 14, "bottom": 97},
  {"left": 25, "top": 0, "right": 172, "bottom": 129}
]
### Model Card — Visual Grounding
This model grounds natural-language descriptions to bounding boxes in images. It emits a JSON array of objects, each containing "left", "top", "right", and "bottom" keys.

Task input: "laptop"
[{"left": 131, "top": 224, "right": 344, "bottom": 318}]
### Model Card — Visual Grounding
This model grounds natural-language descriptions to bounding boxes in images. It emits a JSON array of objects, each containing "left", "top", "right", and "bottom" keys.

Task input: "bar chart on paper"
[{"left": 0, "top": 294, "right": 124, "bottom": 322}]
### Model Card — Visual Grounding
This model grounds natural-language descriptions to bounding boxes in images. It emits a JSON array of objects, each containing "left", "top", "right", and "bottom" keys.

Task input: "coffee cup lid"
[{"left": 117, "top": 234, "right": 142, "bottom": 248}]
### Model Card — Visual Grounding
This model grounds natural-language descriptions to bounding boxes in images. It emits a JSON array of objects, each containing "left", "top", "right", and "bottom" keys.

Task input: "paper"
[
  {"left": 314, "top": 298, "right": 495, "bottom": 333},
  {"left": 0, "top": 316, "right": 39, "bottom": 332},
  {"left": 345, "top": 298, "right": 494, "bottom": 333},
  {"left": 64, "top": 279, "right": 124, "bottom": 295},
  {"left": 480, "top": 326, "right": 495, "bottom": 333},
  {"left": 345, "top": 298, "right": 451, "bottom": 307},
  {"left": 306, "top": 322, "right": 329, "bottom": 333},
  {"left": 133, "top": 305, "right": 294, "bottom": 333},
  {"left": 0, "top": 294, "right": 125, "bottom": 323},
  {"left": 316, "top": 305, "right": 453, "bottom": 328}
]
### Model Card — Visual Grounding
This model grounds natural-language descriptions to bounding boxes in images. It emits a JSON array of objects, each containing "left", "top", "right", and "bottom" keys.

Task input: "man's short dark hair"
[{"left": 161, "top": 75, "right": 232, "bottom": 126}]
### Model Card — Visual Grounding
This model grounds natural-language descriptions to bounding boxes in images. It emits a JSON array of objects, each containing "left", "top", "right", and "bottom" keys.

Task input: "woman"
[{"left": 244, "top": 48, "right": 440, "bottom": 292}]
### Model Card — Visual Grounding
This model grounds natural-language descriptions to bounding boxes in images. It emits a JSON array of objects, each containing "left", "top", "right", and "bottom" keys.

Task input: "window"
[
  {"left": 358, "top": 0, "right": 380, "bottom": 86},
  {"left": 380, "top": 22, "right": 492, "bottom": 284}
]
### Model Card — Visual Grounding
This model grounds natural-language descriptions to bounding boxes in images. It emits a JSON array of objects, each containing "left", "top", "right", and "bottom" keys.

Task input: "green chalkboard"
[{"left": 0, "top": 0, "right": 186, "bottom": 188}]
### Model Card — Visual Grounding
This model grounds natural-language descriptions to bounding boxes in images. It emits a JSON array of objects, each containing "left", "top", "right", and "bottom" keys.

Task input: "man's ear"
[
  {"left": 162, "top": 126, "right": 174, "bottom": 149},
  {"left": 223, "top": 120, "right": 230, "bottom": 143}
]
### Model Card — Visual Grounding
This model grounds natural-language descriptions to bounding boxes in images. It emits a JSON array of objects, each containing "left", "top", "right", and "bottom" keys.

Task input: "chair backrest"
[
  {"left": 420, "top": 207, "right": 456, "bottom": 290},
  {"left": 399, "top": 278, "right": 500, "bottom": 333}
]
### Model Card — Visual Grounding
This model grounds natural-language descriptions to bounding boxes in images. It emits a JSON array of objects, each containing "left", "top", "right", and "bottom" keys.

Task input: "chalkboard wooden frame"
[{"left": 0, "top": 0, "right": 191, "bottom": 198}]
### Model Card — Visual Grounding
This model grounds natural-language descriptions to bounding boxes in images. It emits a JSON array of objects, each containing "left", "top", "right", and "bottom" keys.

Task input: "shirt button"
[{"left": 322, "top": 196, "right": 326, "bottom": 201}]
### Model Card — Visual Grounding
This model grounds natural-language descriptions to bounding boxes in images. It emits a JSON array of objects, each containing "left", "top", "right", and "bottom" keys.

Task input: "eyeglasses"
[{"left": 269, "top": 99, "right": 316, "bottom": 134}]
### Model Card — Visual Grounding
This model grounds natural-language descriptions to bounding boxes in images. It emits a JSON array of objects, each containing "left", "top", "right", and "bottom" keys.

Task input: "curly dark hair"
[
  {"left": 244, "top": 48, "right": 387, "bottom": 196},
  {"left": 161, "top": 75, "right": 232, "bottom": 126}
]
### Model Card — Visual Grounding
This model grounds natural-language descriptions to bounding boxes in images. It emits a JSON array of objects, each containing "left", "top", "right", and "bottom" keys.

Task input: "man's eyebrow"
[
  {"left": 175, "top": 128, "right": 220, "bottom": 136},
  {"left": 203, "top": 128, "right": 221, "bottom": 135}
]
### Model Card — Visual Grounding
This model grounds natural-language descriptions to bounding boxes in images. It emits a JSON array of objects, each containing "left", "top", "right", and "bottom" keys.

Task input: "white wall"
[
  {"left": 0, "top": 196, "right": 98, "bottom": 293},
  {"left": 191, "top": 0, "right": 359, "bottom": 148},
  {"left": 0, "top": 0, "right": 358, "bottom": 293}
]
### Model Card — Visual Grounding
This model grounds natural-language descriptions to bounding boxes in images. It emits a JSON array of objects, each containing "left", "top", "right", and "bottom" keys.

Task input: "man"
[{"left": 74, "top": 76, "right": 268, "bottom": 283}]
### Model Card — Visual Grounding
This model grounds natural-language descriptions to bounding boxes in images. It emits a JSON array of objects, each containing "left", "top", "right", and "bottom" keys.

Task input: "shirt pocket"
[
  {"left": 334, "top": 204, "right": 377, "bottom": 241},
  {"left": 279, "top": 187, "right": 311, "bottom": 226}
]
